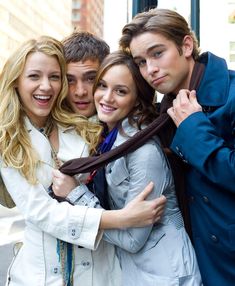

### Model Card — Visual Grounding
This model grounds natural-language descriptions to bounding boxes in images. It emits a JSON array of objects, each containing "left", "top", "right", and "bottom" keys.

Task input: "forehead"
[
  {"left": 24, "top": 51, "right": 60, "bottom": 70},
  {"left": 130, "top": 32, "right": 174, "bottom": 57},
  {"left": 67, "top": 59, "right": 100, "bottom": 75},
  {"left": 103, "top": 64, "right": 134, "bottom": 85}
]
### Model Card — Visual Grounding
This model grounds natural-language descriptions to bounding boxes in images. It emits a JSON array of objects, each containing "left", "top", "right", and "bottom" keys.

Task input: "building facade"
[
  {"left": 0, "top": 0, "right": 73, "bottom": 70},
  {"left": 72, "top": 0, "right": 104, "bottom": 37}
]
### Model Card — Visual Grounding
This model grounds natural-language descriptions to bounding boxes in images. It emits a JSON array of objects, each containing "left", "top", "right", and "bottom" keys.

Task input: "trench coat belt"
[{"left": 154, "top": 211, "right": 184, "bottom": 230}]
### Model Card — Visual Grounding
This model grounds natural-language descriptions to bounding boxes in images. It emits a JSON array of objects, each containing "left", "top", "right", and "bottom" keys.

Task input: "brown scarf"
[{"left": 59, "top": 61, "right": 205, "bottom": 237}]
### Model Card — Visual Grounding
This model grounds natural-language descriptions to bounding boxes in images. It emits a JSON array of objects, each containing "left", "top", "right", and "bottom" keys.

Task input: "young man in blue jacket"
[{"left": 120, "top": 8, "right": 235, "bottom": 286}]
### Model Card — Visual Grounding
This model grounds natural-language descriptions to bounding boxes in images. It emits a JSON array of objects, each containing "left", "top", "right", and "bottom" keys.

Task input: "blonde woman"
[{"left": 0, "top": 36, "right": 164, "bottom": 286}]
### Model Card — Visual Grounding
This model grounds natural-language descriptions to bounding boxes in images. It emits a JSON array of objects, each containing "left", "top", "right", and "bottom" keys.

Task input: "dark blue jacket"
[{"left": 171, "top": 52, "right": 235, "bottom": 286}]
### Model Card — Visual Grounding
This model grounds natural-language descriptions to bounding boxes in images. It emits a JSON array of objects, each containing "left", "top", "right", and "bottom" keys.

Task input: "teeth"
[
  {"left": 102, "top": 104, "right": 115, "bottom": 111},
  {"left": 34, "top": 95, "right": 50, "bottom": 100}
]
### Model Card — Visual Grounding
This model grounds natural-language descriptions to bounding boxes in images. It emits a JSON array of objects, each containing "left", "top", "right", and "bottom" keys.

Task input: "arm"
[
  {"left": 52, "top": 169, "right": 166, "bottom": 229},
  {"left": 104, "top": 140, "right": 169, "bottom": 253},
  {"left": 168, "top": 89, "right": 235, "bottom": 192},
  {"left": 1, "top": 166, "right": 103, "bottom": 250}
]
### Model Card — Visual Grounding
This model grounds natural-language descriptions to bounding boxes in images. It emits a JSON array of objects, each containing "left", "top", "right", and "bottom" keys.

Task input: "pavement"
[
  {"left": 0, "top": 206, "right": 25, "bottom": 245},
  {"left": 0, "top": 205, "right": 25, "bottom": 286}
]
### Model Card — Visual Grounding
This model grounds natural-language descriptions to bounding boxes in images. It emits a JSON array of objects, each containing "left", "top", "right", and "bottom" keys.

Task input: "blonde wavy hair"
[{"left": 0, "top": 36, "right": 102, "bottom": 184}]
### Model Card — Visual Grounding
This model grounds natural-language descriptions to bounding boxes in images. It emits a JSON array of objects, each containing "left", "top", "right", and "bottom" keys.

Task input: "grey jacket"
[{"left": 104, "top": 119, "right": 202, "bottom": 286}]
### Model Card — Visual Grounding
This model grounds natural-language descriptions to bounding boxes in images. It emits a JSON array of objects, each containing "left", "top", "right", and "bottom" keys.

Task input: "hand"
[
  {"left": 121, "top": 182, "right": 167, "bottom": 228},
  {"left": 52, "top": 169, "right": 77, "bottom": 197},
  {"left": 167, "top": 89, "right": 202, "bottom": 127}
]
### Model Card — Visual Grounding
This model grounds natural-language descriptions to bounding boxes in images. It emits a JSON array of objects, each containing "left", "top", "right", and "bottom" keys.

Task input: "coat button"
[
  {"left": 178, "top": 151, "right": 184, "bottom": 158},
  {"left": 81, "top": 261, "right": 91, "bottom": 268},
  {"left": 202, "top": 196, "right": 209, "bottom": 203},
  {"left": 211, "top": 235, "right": 218, "bottom": 243}
]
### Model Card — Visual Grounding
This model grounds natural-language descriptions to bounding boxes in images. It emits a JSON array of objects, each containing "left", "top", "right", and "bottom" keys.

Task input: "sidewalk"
[
  {"left": 0, "top": 205, "right": 25, "bottom": 286},
  {"left": 0, "top": 205, "right": 25, "bottom": 245}
]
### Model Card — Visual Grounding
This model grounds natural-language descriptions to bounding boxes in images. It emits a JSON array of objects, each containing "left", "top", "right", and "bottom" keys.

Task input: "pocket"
[
  {"left": 139, "top": 228, "right": 165, "bottom": 253},
  {"left": 106, "top": 158, "right": 129, "bottom": 186},
  {"left": 7, "top": 242, "right": 23, "bottom": 285}
]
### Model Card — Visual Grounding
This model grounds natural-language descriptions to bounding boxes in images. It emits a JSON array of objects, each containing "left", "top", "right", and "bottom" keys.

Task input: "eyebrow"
[
  {"left": 115, "top": 84, "right": 129, "bottom": 90},
  {"left": 84, "top": 70, "right": 97, "bottom": 76},
  {"left": 133, "top": 44, "right": 165, "bottom": 60}
]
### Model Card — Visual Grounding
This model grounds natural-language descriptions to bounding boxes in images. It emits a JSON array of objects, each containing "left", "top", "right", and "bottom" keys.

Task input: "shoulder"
[{"left": 57, "top": 124, "right": 89, "bottom": 161}]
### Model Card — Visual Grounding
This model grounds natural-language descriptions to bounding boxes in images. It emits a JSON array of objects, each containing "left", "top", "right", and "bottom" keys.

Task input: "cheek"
[
  {"left": 139, "top": 67, "right": 148, "bottom": 81},
  {"left": 122, "top": 99, "right": 136, "bottom": 115},
  {"left": 94, "top": 92, "right": 101, "bottom": 104},
  {"left": 68, "top": 84, "right": 75, "bottom": 94}
]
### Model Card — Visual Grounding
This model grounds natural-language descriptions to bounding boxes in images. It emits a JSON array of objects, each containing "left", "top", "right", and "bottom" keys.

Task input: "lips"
[
  {"left": 33, "top": 94, "right": 51, "bottom": 106},
  {"left": 75, "top": 101, "right": 90, "bottom": 110},
  {"left": 100, "top": 103, "right": 116, "bottom": 113},
  {"left": 151, "top": 75, "right": 166, "bottom": 87}
]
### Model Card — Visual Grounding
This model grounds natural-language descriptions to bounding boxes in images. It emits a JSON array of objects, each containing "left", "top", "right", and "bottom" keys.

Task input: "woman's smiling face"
[
  {"left": 16, "top": 51, "right": 62, "bottom": 127},
  {"left": 94, "top": 64, "right": 137, "bottom": 131}
]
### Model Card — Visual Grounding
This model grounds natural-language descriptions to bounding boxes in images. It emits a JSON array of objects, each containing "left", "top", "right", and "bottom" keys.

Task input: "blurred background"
[
  {"left": 0, "top": 0, "right": 235, "bottom": 71},
  {"left": 0, "top": 0, "right": 235, "bottom": 284}
]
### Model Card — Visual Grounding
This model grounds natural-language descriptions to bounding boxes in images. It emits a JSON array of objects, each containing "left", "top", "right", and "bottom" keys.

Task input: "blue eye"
[
  {"left": 28, "top": 74, "right": 39, "bottom": 80},
  {"left": 153, "top": 50, "right": 163, "bottom": 58},
  {"left": 50, "top": 75, "right": 61, "bottom": 81},
  {"left": 135, "top": 59, "right": 146, "bottom": 67}
]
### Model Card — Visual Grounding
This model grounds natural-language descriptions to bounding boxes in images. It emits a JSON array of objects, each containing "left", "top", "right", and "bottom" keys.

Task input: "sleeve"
[
  {"left": 171, "top": 111, "right": 235, "bottom": 193},
  {"left": 104, "top": 139, "right": 170, "bottom": 253},
  {"left": 66, "top": 183, "right": 102, "bottom": 209},
  {"left": 1, "top": 166, "right": 103, "bottom": 250}
]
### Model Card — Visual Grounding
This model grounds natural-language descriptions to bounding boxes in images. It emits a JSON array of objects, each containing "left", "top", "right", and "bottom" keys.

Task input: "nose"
[
  {"left": 102, "top": 89, "right": 113, "bottom": 103},
  {"left": 146, "top": 59, "right": 159, "bottom": 76},
  {"left": 39, "top": 77, "right": 52, "bottom": 91},
  {"left": 75, "top": 82, "right": 87, "bottom": 97}
]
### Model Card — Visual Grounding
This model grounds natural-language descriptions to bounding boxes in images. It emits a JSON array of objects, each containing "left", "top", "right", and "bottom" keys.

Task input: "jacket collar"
[
  {"left": 196, "top": 52, "right": 229, "bottom": 106},
  {"left": 24, "top": 116, "right": 52, "bottom": 166}
]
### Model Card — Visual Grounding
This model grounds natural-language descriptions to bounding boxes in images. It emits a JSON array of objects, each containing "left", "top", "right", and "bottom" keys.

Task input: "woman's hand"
[
  {"left": 121, "top": 182, "right": 166, "bottom": 228},
  {"left": 100, "top": 182, "right": 166, "bottom": 229},
  {"left": 52, "top": 169, "right": 77, "bottom": 197}
]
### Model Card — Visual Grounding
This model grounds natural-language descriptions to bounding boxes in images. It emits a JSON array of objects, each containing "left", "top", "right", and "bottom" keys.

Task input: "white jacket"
[{"left": 2, "top": 118, "right": 121, "bottom": 286}]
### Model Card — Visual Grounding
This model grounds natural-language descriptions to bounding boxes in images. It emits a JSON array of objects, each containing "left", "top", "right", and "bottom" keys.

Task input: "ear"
[{"left": 182, "top": 35, "right": 194, "bottom": 58}]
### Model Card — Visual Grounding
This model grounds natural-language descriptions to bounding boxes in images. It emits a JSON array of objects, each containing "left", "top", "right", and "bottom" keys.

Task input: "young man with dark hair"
[{"left": 62, "top": 31, "right": 110, "bottom": 118}]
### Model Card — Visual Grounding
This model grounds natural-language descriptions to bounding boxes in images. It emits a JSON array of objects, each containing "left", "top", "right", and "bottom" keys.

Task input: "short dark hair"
[{"left": 62, "top": 31, "right": 110, "bottom": 64}]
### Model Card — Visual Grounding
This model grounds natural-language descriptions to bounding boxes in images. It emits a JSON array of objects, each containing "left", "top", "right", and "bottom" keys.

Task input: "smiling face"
[
  {"left": 66, "top": 59, "right": 99, "bottom": 117},
  {"left": 94, "top": 64, "right": 137, "bottom": 131},
  {"left": 130, "top": 32, "right": 194, "bottom": 95},
  {"left": 16, "top": 51, "right": 61, "bottom": 127}
]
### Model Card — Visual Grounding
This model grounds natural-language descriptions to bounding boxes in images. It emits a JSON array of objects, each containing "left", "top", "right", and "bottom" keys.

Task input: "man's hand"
[{"left": 167, "top": 89, "right": 202, "bottom": 127}]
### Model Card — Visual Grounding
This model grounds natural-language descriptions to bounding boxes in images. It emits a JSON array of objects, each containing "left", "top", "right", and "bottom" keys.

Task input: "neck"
[{"left": 29, "top": 116, "right": 54, "bottom": 137}]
